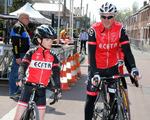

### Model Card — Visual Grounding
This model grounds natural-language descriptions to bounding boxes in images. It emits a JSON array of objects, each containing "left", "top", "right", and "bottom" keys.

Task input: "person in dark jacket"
[
  {"left": 9, "top": 12, "right": 30, "bottom": 99},
  {"left": 73, "top": 29, "right": 79, "bottom": 38}
]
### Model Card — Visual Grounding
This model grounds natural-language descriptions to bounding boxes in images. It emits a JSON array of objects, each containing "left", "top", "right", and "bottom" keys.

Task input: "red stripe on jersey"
[
  {"left": 120, "top": 41, "right": 130, "bottom": 45},
  {"left": 22, "top": 59, "right": 30, "bottom": 64},
  {"left": 87, "top": 90, "right": 98, "bottom": 96},
  {"left": 52, "top": 63, "right": 59, "bottom": 67},
  {"left": 88, "top": 41, "right": 96, "bottom": 45}
]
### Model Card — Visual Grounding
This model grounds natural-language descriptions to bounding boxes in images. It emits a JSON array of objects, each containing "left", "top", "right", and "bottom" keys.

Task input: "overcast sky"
[{"left": 67, "top": 0, "right": 148, "bottom": 22}]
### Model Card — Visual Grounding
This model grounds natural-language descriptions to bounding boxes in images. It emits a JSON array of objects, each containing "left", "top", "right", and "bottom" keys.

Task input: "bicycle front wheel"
[
  {"left": 121, "top": 86, "right": 130, "bottom": 120},
  {"left": 116, "top": 89, "right": 130, "bottom": 120},
  {"left": 22, "top": 104, "right": 39, "bottom": 120}
]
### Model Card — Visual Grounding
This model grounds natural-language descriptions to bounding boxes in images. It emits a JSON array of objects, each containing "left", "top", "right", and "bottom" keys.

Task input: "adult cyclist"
[
  {"left": 14, "top": 25, "right": 62, "bottom": 120},
  {"left": 85, "top": 2, "right": 142, "bottom": 120}
]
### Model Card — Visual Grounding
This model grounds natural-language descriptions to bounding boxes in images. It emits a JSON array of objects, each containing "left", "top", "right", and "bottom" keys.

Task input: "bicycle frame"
[{"left": 93, "top": 74, "right": 131, "bottom": 120}]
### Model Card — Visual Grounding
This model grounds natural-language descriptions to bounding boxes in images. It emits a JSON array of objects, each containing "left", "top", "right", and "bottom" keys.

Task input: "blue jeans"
[{"left": 9, "top": 53, "right": 25, "bottom": 95}]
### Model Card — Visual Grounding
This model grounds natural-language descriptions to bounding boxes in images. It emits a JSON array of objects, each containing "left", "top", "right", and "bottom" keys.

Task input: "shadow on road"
[{"left": 45, "top": 106, "right": 66, "bottom": 115}]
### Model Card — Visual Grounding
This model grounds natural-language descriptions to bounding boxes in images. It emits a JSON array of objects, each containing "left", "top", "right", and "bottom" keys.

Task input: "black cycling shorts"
[
  {"left": 86, "top": 65, "right": 119, "bottom": 93},
  {"left": 18, "top": 84, "right": 46, "bottom": 108}
]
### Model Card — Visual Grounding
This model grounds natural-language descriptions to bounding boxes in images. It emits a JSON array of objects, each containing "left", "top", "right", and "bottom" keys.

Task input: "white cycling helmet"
[{"left": 99, "top": 2, "right": 117, "bottom": 14}]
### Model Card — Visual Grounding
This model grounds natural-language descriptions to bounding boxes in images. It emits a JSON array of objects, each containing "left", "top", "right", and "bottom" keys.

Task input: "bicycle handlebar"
[
  {"left": 93, "top": 73, "right": 139, "bottom": 87},
  {"left": 100, "top": 73, "right": 131, "bottom": 80}
]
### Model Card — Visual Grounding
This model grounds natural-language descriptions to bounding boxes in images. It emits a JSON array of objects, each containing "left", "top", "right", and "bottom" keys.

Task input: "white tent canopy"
[
  {"left": 9, "top": 2, "right": 51, "bottom": 24},
  {"left": 32, "top": 3, "right": 63, "bottom": 12}
]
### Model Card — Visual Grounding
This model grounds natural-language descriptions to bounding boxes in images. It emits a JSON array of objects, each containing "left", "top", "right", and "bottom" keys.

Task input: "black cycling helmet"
[
  {"left": 35, "top": 24, "right": 57, "bottom": 39},
  {"left": 99, "top": 2, "right": 117, "bottom": 14},
  {"left": 32, "top": 25, "right": 57, "bottom": 45}
]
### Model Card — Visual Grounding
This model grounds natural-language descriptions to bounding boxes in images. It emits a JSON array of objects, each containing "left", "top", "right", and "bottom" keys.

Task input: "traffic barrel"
[
  {"left": 70, "top": 56, "right": 77, "bottom": 83},
  {"left": 76, "top": 53, "right": 82, "bottom": 77},
  {"left": 60, "top": 59, "right": 71, "bottom": 90},
  {"left": 66, "top": 57, "right": 75, "bottom": 86}
]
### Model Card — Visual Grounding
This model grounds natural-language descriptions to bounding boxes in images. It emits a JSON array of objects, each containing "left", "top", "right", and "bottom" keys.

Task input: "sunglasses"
[{"left": 101, "top": 15, "right": 114, "bottom": 20}]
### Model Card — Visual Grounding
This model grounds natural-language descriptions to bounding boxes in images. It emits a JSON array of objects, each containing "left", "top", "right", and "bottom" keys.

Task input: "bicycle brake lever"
[{"left": 133, "top": 74, "right": 139, "bottom": 87}]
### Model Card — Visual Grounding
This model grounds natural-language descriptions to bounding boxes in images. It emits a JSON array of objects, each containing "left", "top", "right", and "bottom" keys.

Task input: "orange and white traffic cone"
[
  {"left": 66, "top": 57, "right": 75, "bottom": 86},
  {"left": 70, "top": 56, "right": 77, "bottom": 83},
  {"left": 73, "top": 54, "right": 77, "bottom": 79},
  {"left": 60, "top": 59, "right": 71, "bottom": 90},
  {"left": 76, "top": 53, "right": 82, "bottom": 77},
  {"left": 73, "top": 54, "right": 80, "bottom": 80}
]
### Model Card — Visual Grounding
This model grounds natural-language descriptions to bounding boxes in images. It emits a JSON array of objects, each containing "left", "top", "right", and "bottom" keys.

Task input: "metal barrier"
[
  {"left": 0, "top": 43, "right": 75, "bottom": 80},
  {"left": 0, "top": 44, "right": 13, "bottom": 80},
  {"left": 129, "top": 38, "right": 147, "bottom": 52}
]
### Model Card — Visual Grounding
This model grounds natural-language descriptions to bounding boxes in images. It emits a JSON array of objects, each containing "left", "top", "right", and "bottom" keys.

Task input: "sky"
[{"left": 70, "top": 0, "right": 148, "bottom": 22}]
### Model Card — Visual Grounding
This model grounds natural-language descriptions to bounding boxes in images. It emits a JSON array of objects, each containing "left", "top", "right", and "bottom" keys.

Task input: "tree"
[
  {"left": 81, "top": 15, "right": 90, "bottom": 32},
  {"left": 115, "top": 1, "right": 139, "bottom": 24},
  {"left": 9, "top": 0, "right": 33, "bottom": 13},
  {"left": 0, "top": 0, "right": 5, "bottom": 14},
  {"left": 132, "top": 1, "right": 139, "bottom": 13},
  {"left": 115, "top": 8, "right": 133, "bottom": 24}
]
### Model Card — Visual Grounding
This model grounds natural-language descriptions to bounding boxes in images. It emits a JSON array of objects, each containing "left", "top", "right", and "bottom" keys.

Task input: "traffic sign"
[{"left": 8, "top": 0, "right": 12, "bottom": 6}]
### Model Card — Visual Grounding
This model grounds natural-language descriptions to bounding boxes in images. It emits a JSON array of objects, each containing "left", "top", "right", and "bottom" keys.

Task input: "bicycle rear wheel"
[{"left": 22, "top": 104, "right": 39, "bottom": 120}]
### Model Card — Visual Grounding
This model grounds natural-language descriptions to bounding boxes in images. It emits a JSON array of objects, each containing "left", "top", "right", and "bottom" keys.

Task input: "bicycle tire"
[
  {"left": 116, "top": 86, "right": 130, "bottom": 120},
  {"left": 115, "top": 101, "right": 128, "bottom": 120},
  {"left": 121, "top": 86, "right": 130, "bottom": 120},
  {"left": 22, "top": 104, "right": 39, "bottom": 120},
  {"left": 116, "top": 87, "right": 124, "bottom": 120}
]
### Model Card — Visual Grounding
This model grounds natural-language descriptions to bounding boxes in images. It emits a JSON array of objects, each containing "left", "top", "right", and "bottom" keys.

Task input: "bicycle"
[
  {"left": 22, "top": 82, "right": 43, "bottom": 120},
  {"left": 92, "top": 73, "right": 139, "bottom": 120},
  {"left": 22, "top": 78, "right": 60, "bottom": 120}
]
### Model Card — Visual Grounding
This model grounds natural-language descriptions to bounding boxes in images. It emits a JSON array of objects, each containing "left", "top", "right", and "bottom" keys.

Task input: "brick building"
[{"left": 126, "top": 1, "right": 150, "bottom": 47}]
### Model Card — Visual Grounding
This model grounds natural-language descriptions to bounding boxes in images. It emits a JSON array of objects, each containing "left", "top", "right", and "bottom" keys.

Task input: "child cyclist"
[{"left": 14, "top": 25, "right": 62, "bottom": 120}]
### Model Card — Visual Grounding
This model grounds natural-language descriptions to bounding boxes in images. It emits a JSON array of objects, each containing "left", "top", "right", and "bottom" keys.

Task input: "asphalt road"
[{"left": 0, "top": 48, "right": 150, "bottom": 120}]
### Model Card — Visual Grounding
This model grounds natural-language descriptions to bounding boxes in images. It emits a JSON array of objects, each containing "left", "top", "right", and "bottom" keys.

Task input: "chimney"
[{"left": 143, "top": 1, "right": 147, "bottom": 6}]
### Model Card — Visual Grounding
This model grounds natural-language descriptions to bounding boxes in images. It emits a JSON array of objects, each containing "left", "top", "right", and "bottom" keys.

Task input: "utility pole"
[
  {"left": 85, "top": 3, "right": 88, "bottom": 31},
  {"left": 57, "top": 0, "right": 61, "bottom": 44},
  {"left": 63, "top": 0, "right": 66, "bottom": 29},
  {"left": 4, "top": 0, "right": 7, "bottom": 14},
  {"left": 79, "top": 0, "right": 83, "bottom": 32}
]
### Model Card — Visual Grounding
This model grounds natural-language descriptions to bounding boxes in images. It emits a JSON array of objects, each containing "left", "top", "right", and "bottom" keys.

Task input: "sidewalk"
[
  {"left": 128, "top": 48, "right": 150, "bottom": 120},
  {"left": 144, "top": 44, "right": 150, "bottom": 53}
]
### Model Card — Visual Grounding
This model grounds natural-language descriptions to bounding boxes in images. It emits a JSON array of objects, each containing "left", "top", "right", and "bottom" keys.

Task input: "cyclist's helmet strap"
[
  {"left": 32, "top": 25, "right": 57, "bottom": 45},
  {"left": 99, "top": 2, "right": 117, "bottom": 14}
]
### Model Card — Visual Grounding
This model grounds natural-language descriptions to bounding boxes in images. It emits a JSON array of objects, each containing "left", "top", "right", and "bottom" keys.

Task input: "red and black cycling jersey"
[
  {"left": 88, "top": 21, "right": 136, "bottom": 73},
  {"left": 18, "top": 45, "right": 60, "bottom": 88}
]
